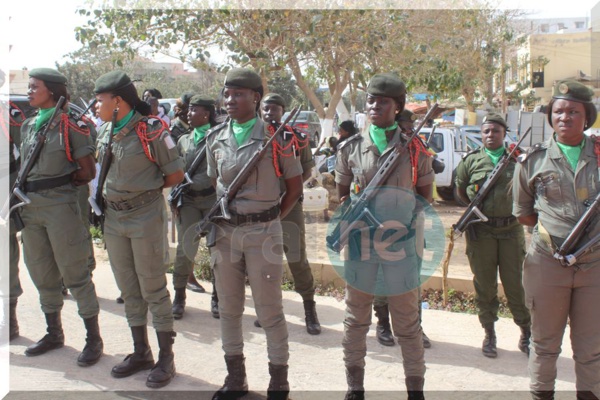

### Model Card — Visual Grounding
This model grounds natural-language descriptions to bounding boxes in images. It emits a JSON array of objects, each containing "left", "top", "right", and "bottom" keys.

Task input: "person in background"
[
  {"left": 455, "top": 113, "right": 530, "bottom": 359},
  {"left": 94, "top": 71, "right": 183, "bottom": 388},
  {"left": 170, "top": 94, "right": 219, "bottom": 320},
  {"left": 513, "top": 80, "right": 600, "bottom": 400},
  {"left": 170, "top": 92, "right": 195, "bottom": 143},
  {"left": 18, "top": 68, "right": 102, "bottom": 366}
]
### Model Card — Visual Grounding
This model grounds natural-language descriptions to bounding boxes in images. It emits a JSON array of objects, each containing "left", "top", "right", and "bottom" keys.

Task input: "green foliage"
[
  {"left": 89, "top": 225, "right": 103, "bottom": 240},
  {"left": 421, "top": 288, "right": 513, "bottom": 319}
]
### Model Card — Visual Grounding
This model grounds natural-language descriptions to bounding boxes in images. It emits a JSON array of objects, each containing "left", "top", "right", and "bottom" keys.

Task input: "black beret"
[
  {"left": 224, "top": 68, "right": 262, "bottom": 91},
  {"left": 189, "top": 95, "right": 215, "bottom": 107},
  {"left": 94, "top": 71, "right": 133, "bottom": 94},
  {"left": 482, "top": 113, "right": 508, "bottom": 130},
  {"left": 262, "top": 93, "right": 286, "bottom": 108},
  {"left": 367, "top": 73, "right": 406, "bottom": 98},
  {"left": 552, "top": 80, "right": 594, "bottom": 103},
  {"left": 399, "top": 109, "right": 417, "bottom": 123},
  {"left": 180, "top": 92, "right": 195, "bottom": 106},
  {"left": 29, "top": 68, "right": 67, "bottom": 85}
]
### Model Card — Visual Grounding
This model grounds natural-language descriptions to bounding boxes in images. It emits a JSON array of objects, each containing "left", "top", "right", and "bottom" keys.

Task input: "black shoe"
[
  {"left": 267, "top": 363, "right": 289, "bottom": 400},
  {"left": 146, "top": 331, "right": 176, "bottom": 389},
  {"left": 186, "top": 281, "right": 206, "bottom": 293},
  {"left": 9, "top": 300, "right": 19, "bottom": 341},
  {"left": 212, "top": 354, "right": 249, "bottom": 400},
  {"left": 116, "top": 296, "right": 125, "bottom": 304},
  {"left": 344, "top": 366, "right": 365, "bottom": 400},
  {"left": 172, "top": 287, "right": 186, "bottom": 320},
  {"left": 254, "top": 319, "right": 262, "bottom": 328},
  {"left": 482, "top": 323, "right": 497, "bottom": 358},
  {"left": 25, "top": 312, "right": 65, "bottom": 357},
  {"left": 422, "top": 332, "right": 432, "bottom": 349},
  {"left": 111, "top": 325, "right": 154, "bottom": 378},
  {"left": 303, "top": 300, "right": 321, "bottom": 335},
  {"left": 374, "top": 304, "right": 395, "bottom": 346},
  {"left": 518, "top": 326, "right": 531, "bottom": 356},
  {"left": 77, "top": 315, "right": 104, "bottom": 366},
  {"left": 406, "top": 376, "right": 425, "bottom": 400},
  {"left": 211, "top": 296, "right": 220, "bottom": 319}
]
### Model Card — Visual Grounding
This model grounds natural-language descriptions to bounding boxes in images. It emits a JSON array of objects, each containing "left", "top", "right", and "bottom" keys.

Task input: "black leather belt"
[
  {"left": 486, "top": 216, "right": 517, "bottom": 227},
  {"left": 187, "top": 187, "right": 216, "bottom": 197},
  {"left": 228, "top": 205, "right": 280, "bottom": 225},
  {"left": 24, "top": 174, "right": 72, "bottom": 192},
  {"left": 106, "top": 189, "right": 162, "bottom": 211}
]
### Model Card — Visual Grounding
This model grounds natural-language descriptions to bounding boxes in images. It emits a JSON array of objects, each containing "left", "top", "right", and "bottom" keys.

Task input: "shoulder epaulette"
[
  {"left": 337, "top": 134, "right": 362, "bottom": 151},
  {"left": 206, "top": 120, "right": 228, "bottom": 138},
  {"left": 461, "top": 147, "right": 480, "bottom": 160},
  {"left": 518, "top": 142, "right": 547, "bottom": 163}
]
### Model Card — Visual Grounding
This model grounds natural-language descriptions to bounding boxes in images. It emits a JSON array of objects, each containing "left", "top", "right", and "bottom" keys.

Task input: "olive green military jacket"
[
  {"left": 513, "top": 135, "right": 600, "bottom": 269},
  {"left": 20, "top": 109, "right": 95, "bottom": 206},
  {"left": 206, "top": 118, "right": 303, "bottom": 215},
  {"left": 96, "top": 112, "right": 183, "bottom": 203},
  {"left": 455, "top": 147, "right": 516, "bottom": 218}
]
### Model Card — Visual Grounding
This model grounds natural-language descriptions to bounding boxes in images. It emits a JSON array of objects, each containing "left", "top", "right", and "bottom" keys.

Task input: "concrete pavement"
[{"left": 4, "top": 245, "right": 579, "bottom": 400}]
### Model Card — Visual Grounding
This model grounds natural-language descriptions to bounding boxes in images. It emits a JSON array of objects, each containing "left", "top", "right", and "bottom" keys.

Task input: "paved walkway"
[{"left": 3, "top": 245, "right": 578, "bottom": 400}]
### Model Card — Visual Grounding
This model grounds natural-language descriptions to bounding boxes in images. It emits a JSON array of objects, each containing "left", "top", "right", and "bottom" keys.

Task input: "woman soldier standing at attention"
[
  {"left": 93, "top": 71, "right": 183, "bottom": 388},
  {"left": 18, "top": 68, "right": 103, "bottom": 366},
  {"left": 335, "top": 73, "right": 433, "bottom": 400},
  {"left": 513, "top": 80, "right": 600, "bottom": 400},
  {"left": 207, "top": 68, "right": 303, "bottom": 400},
  {"left": 170, "top": 94, "right": 219, "bottom": 319}
]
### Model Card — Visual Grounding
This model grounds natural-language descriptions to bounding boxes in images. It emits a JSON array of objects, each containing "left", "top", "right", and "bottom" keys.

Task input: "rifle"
[
  {"left": 553, "top": 190, "right": 600, "bottom": 266},
  {"left": 88, "top": 108, "right": 118, "bottom": 232},
  {"left": 325, "top": 103, "right": 439, "bottom": 253},
  {"left": 1, "top": 96, "right": 66, "bottom": 231},
  {"left": 426, "top": 123, "right": 437, "bottom": 146},
  {"left": 195, "top": 107, "right": 300, "bottom": 247},
  {"left": 452, "top": 127, "right": 531, "bottom": 238}
]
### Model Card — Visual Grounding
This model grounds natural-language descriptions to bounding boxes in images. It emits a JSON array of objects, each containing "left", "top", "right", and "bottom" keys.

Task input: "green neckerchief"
[
  {"left": 556, "top": 136, "right": 585, "bottom": 171},
  {"left": 193, "top": 123, "right": 211, "bottom": 145},
  {"left": 484, "top": 146, "right": 506, "bottom": 166},
  {"left": 113, "top": 110, "right": 135, "bottom": 133},
  {"left": 34, "top": 107, "right": 56, "bottom": 131},
  {"left": 369, "top": 121, "right": 398, "bottom": 153},
  {"left": 232, "top": 117, "right": 257, "bottom": 146}
]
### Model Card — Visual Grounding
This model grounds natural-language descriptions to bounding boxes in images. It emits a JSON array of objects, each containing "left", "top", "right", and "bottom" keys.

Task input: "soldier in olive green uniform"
[
  {"left": 207, "top": 69, "right": 303, "bottom": 400},
  {"left": 94, "top": 71, "right": 184, "bottom": 389},
  {"left": 335, "top": 74, "right": 433, "bottom": 400},
  {"left": 7, "top": 100, "right": 26, "bottom": 341},
  {"left": 169, "top": 92, "right": 194, "bottom": 143},
  {"left": 18, "top": 68, "right": 102, "bottom": 366},
  {"left": 455, "top": 113, "right": 530, "bottom": 359},
  {"left": 513, "top": 80, "right": 600, "bottom": 400},
  {"left": 170, "top": 94, "right": 219, "bottom": 319},
  {"left": 259, "top": 92, "right": 321, "bottom": 335}
]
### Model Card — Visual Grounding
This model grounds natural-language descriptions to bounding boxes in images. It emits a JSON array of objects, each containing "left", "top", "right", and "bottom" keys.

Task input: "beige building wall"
[{"left": 9, "top": 69, "right": 29, "bottom": 94}]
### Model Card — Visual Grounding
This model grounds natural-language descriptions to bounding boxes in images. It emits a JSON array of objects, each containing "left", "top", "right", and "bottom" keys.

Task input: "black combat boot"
[
  {"left": 422, "top": 332, "right": 432, "bottom": 349},
  {"left": 531, "top": 390, "right": 555, "bottom": 400},
  {"left": 576, "top": 391, "right": 599, "bottom": 400},
  {"left": 303, "top": 300, "right": 321, "bottom": 335},
  {"left": 344, "top": 365, "right": 365, "bottom": 400},
  {"left": 373, "top": 304, "right": 395, "bottom": 346},
  {"left": 146, "top": 331, "right": 176, "bottom": 388},
  {"left": 172, "top": 287, "right": 186, "bottom": 320},
  {"left": 25, "top": 312, "right": 65, "bottom": 356},
  {"left": 267, "top": 363, "right": 290, "bottom": 400},
  {"left": 77, "top": 315, "right": 104, "bottom": 366},
  {"left": 519, "top": 326, "right": 531, "bottom": 355},
  {"left": 111, "top": 325, "right": 155, "bottom": 378},
  {"left": 482, "top": 323, "right": 497, "bottom": 358},
  {"left": 211, "top": 292, "right": 220, "bottom": 319},
  {"left": 406, "top": 376, "right": 425, "bottom": 400},
  {"left": 212, "top": 354, "right": 249, "bottom": 400},
  {"left": 9, "top": 299, "right": 19, "bottom": 341}
]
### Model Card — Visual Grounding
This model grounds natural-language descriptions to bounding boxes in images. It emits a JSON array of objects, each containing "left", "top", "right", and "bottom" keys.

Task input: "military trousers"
[
  {"left": 172, "top": 196, "right": 213, "bottom": 289},
  {"left": 104, "top": 196, "right": 173, "bottom": 332},
  {"left": 466, "top": 222, "right": 530, "bottom": 328},
  {"left": 21, "top": 202, "right": 99, "bottom": 318},
  {"left": 9, "top": 230, "right": 22, "bottom": 302},
  {"left": 523, "top": 244, "right": 600, "bottom": 396},
  {"left": 77, "top": 184, "right": 96, "bottom": 272},
  {"left": 281, "top": 200, "right": 315, "bottom": 301},
  {"left": 212, "top": 219, "right": 289, "bottom": 365}
]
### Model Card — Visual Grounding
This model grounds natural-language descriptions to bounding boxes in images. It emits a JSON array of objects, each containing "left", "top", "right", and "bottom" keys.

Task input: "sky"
[{"left": 3, "top": 0, "right": 599, "bottom": 75}]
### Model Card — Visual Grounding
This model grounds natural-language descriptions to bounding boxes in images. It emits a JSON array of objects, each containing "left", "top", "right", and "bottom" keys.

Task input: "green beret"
[
  {"left": 180, "top": 92, "right": 195, "bottom": 106},
  {"left": 552, "top": 80, "right": 594, "bottom": 103},
  {"left": 482, "top": 113, "right": 508, "bottom": 130},
  {"left": 367, "top": 73, "right": 406, "bottom": 98},
  {"left": 94, "top": 70, "right": 133, "bottom": 94},
  {"left": 224, "top": 68, "right": 262, "bottom": 91},
  {"left": 29, "top": 68, "right": 67, "bottom": 85},
  {"left": 189, "top": 95, "right": 215, "bottom": 107},
  {"left": 399, "top": 109, "right": 417, "bottom": 123},
  {"left": 262, "top": 93, "right": 286, "bottom": 108}
]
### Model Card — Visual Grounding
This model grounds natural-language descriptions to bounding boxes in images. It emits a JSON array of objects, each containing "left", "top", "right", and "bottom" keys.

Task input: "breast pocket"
[
  {"left": 467, "top": 171, "right": 487, "bottom": 199},
  {"left": 534, "top": 173, "right": 561, "bottom": 201}
]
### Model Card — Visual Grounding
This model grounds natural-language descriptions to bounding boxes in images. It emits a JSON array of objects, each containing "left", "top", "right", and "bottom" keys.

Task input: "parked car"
[
  {"left": 159, "top": 98, "right": 178, "bottom": 119},
  {"left": 7, "top": 94, "right": 86, "bottom": 119},
  {"left": 282, "top": 110, "right": 322, "bottom": 147}
]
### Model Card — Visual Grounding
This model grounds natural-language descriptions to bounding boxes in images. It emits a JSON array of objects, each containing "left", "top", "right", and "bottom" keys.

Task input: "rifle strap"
[{"left": 408, "top": 135, "right": 430, "bottom": 186}]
